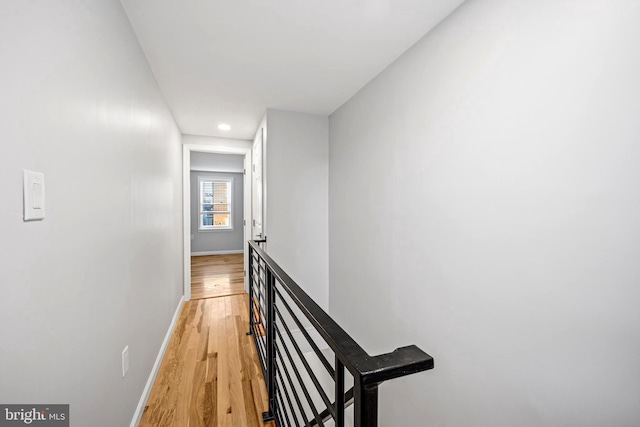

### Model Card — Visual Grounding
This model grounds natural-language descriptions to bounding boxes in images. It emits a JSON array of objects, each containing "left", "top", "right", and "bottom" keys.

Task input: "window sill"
[{"left": 198, "top": 227, "right": 234, "bottom": 232}]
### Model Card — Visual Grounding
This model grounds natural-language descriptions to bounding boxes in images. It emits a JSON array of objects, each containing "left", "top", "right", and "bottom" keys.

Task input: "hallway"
[
  {"left": 139, "top": 294, "right": 269, "bottom": 426},
  {"left": 5, "top": 1, "right": 640, "bottom": 425}
]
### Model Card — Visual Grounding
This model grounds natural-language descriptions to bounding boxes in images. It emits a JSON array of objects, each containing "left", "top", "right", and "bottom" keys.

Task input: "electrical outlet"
[{"left": 122, "top": 346, "right": 129, "bottom": 378}]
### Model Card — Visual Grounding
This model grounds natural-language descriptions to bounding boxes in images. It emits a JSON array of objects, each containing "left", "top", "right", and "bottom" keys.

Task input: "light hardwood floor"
[
  {"left": 140, "top": 294, "right": 270, "bottom": 427},
  {"left": 191, "top": 254, "right": 245, "bottom": 300}
]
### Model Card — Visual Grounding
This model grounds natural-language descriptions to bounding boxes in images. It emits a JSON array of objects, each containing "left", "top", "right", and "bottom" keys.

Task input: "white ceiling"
[{"left": 120, "top": 0, "right": 464, "bottom": 140}]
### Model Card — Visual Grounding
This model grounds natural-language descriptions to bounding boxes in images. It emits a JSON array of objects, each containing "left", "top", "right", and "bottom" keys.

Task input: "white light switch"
[{"left": 23, "top": 170, "right": 45, "bottom": 221}]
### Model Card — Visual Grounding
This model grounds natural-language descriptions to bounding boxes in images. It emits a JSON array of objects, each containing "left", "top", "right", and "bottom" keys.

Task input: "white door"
[{"left": 252, "top": 127, "right": 264, "bottom": 240}]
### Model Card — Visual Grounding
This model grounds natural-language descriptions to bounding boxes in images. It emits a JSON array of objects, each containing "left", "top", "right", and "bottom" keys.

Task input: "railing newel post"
[
  {"left": 335, "top": 357, "right": 345, "bottom": 427},
  {"left": 354, "top": 376, "right": 379, "bottom": 427},
  {"left": 246, "top": 245, "right": 254, "bottom": 336}
]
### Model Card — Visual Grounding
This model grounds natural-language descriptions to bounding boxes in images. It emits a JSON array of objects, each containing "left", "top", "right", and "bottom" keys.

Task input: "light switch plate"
[{"left": 23, "top": 170, "right": 45, "bottom": 221}]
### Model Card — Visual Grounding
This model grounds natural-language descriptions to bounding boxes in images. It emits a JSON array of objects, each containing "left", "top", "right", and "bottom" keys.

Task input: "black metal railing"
[{"left": 247, "top": 240, "right": 434, "bottom": 427}]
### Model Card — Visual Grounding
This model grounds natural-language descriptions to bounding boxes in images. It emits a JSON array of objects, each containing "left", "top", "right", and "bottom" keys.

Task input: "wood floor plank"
[
  {"left": 226, "top": 296, "right": 249, "bottom": 427},
  {"left": 217, "top": 297, "right": 233, "bottom": 427},
  {"left": 191, "top": 254, "right": 245, "bottom": 300},
  {"left": 175, "top": 301, "right": 201, "bottom": 423},
  {"left": 141, "top": 302, "right": 192, "bottom": 426},
  {"left": 189, "top": 359, "right": 207, "bottom": 427},
  {"left": 139, "top": 294, "right": 270, "bottom": 427}
]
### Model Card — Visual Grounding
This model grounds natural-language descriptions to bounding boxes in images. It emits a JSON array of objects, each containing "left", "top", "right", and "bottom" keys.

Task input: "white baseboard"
[
  {"left": 191, "top": 249, "right": 244, "bottom": 256},
  {"left": 130, "top": 295, "right": 185, "bottom": 427}
]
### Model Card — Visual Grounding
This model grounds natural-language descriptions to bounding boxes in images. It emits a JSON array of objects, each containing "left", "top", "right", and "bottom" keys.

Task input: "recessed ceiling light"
[{"left": 217, "top": 123, "right": 231, "bottom": 131}]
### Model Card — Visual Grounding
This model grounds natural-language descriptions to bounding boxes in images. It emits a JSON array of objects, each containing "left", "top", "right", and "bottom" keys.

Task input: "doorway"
[{"left": 182, "top": 142, "right": 252, "bottom": 301}]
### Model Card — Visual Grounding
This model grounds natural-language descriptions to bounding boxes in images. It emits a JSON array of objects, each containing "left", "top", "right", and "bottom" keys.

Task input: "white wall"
[
  {"left": 190, "top": 171, "right": 244, "bottom": 253},
  {"left": 183, "top": 134, "right": 252, "bottom": 152},
  {"left": 329, "top": 1, "right": 640, "bottom": 426},
  {"left": 191, "top": 152, "right": 244, "bottom": 173},
  {"left": 266, "top": 109, "right": 329, "bottom": 309},
  {"left": 0, "top": 1, "right": 183, "bottom": 426}
]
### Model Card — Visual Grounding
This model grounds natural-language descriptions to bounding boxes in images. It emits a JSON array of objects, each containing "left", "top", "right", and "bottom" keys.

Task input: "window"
[{"left": 199, "top": 177, "right": 233, "bottom": 230}]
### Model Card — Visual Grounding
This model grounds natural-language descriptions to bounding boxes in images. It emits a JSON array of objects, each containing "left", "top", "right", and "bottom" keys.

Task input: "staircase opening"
[{"left": 248, "top": 240, "right": 434, "bottom": 426}]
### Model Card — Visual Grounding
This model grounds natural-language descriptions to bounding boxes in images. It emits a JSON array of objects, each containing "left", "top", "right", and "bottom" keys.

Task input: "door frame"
[{"left": 183, "top": 143, "right": 252, "bottom": 301}]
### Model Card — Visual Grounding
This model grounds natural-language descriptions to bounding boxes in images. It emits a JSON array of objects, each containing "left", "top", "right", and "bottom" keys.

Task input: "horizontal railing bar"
[
  {"left": 256, "top": 345, "right": 266, "bottom": 368},
  {"left": 256, "top": 288, "right": 266, "bottom": 306},
  {"left": 254, "top": 274, "right": 266, "bottom": 288},
  {"left": 275, "top": 326, "right": 326, "bottom": 427},
  {"left": 276, "top": 392, "right": 292, "bottom": 427},
  {"left": 251, "top": 327, "right": 266, "bottom": 358},
  {"left": 251, "top": 279, "right": 262, "bottom": 294},
  {"left": 309, "top": 387, "right": 354, "bottom": 427},
  {"left": 256, "top": 341, "right": 266, "bottom": 360},
  {"left": 249, "top": 240, "right": 434, "bottom": 386},
  {"left": 253, "top": 335, "right": 267, "bottom": 375},
  {"left": 255, "top": 294, "right": 265, "bottom": 311},
  {"left": 251, "top": 312, "right": 264, "bottom": 333},
  {"left": 274, "top": 305, "right": 336, "bottom": 421},
  {"left": 276, "top": 367, "right": 298, "bottom": 427},
  {"left": 275, "top": 286, "right": 335, "bottom": 378},
  {"left": 254, "top": 334, "right": 266, "bottom": 359},
  {"left": 276, "top": 350, "right": 312, "bottom": 427},
  {"left": 251, "top": 314, "right": 261, "bottom": 327},
  {"left": 251, "top": 286, "right": 260, "bottom": 298}
]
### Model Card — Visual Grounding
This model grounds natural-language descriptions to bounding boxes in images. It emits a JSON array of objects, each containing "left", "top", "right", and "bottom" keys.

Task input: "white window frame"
[{"left": 198, "top": 176, "right": 233, "bottom": 231}]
